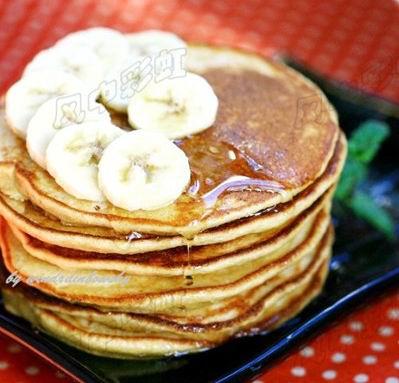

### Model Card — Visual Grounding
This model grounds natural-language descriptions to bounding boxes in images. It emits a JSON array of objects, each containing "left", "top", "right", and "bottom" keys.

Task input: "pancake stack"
[{"left": 0, "top": 43, "right": 346, "bottom": 358}]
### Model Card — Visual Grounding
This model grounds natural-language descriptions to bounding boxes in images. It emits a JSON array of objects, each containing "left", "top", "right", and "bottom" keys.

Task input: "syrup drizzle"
[
  {"left": 201, "top": 175, "right": 287, "bottom": 208},
  {"left": 184, "top": 241, "right": 194, "bottom": 286},
  {"left": 126, "top": 231, "right": 143, "bottom": 241}
]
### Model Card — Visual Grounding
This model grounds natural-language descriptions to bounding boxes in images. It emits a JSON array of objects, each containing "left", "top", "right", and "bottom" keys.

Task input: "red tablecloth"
[{"left": 0, "top": 0, "right": 398, "bottom": 382}]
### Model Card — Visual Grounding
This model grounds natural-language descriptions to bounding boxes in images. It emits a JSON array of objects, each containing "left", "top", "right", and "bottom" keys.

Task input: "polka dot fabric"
[
  {"left": 0, "top": 336, "right": 67, "bottom": 382},
  {"left": 254, "top": 290, "right": 399, "bottom": 383},
  {"left": 0, "top": 0, "right": 397, "bottom": 382},
  {"left": 0, "top": 0, "right": 398, "bottom": 102}
]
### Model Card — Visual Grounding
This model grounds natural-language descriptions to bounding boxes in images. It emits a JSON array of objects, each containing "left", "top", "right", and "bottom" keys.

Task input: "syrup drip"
[
  {"left": 201, "top": 175, "right": 287, "bottom": 209},
  {"left": 187, "top": 179, "right": 200, "bottom": 197},
  {"left": 183, "top": 241, "right": 194, "bottom": 286},
  {"left": 126, "top": 231, "right": 143, "bottom": 242}
]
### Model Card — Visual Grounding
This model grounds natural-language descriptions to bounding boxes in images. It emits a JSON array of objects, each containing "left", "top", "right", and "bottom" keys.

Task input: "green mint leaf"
[
  {"left": 335, "top": 159, "right": 367, "bottom": 200},
  {"left": 348, "top": 120, "right": 390, "bottom": 164},
  {"left": 349, "top": 190, "right": 395, "bottom": 240}
]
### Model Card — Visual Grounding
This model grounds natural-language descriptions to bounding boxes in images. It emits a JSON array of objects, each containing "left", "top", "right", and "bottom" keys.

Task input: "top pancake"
[{"left": 0, "top": 45, "right": 340, "bottom": 236}]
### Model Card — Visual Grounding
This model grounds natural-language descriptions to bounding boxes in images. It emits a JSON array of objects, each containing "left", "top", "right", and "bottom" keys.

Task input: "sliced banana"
[
  {"left": 46, "top": 122, "right": 123, "bottom": 201},
  {"left": 98, "top": 130, "right": 190, "bottom": 211},
  {"left": 55, "top": 27, "right": 129, "bottom": 73},
  {"left": 127, "top": 72, "right": 219, "bottom": 139},
  {"left": 5, "top": 70, "right": 87, "bottom": 138},
  {"left": 101, "top": 30, "right": 187, "bottom": 113},
  {"left": 100, "top": 55, "right": 150, "bottom": 112},
  {"left": 24, "top": 46, "right": 104, "bottom": 91},
  {"left": 126, "top": 30, "right": 186, "bottom": 57},
  {"left": 27, "top": 95, "right": 111, "bottom": 168}
]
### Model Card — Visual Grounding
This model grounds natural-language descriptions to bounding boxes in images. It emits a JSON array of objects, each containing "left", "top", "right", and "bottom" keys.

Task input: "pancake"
[
  {"left": 0, "top": 210, "right": 330, "bottom": 313},
  {"left": 0, "top": 134, "right": 345, "bottom": 255},
  {"left": 9, "top": 190, "right": 330, "bottom": 275},
  {"left": 10, "top": 225, "right": 332, "bottom": 326},
  {"left": 2, "top": 237, "right": 330, "bottom": 357},
  {"left": 1, "top": 217, "right": 329, "bottom": 323},
  {"left": 0, "top": 45, "right": 340, "bottom": 237}
]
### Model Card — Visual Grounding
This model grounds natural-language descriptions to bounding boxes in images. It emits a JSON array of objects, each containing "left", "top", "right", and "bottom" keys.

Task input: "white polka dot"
[
  {"left": 371, "top": 342, "right": 386, "bottom": 352},
  {"left": 386, "top": 378, "right": 399, "bottom": 383},
  {"left": 379, "top": 326, "right": 394, "bottom": 337},
  {"left": 349, "top": 321, "right": 364, "bottom": 332},
  {"left": 55, "top": 371, "right": 66, "bottom": 379},
  {"left": 331, "top": 352, "right": 346, "bottom": 363},
  {"left": 388, "top": 308, "right": 399, "bottom": 320},
  {"left": 322, "top": 370, "right": 337, "bottom": 380},
  {"left": 291, "top": 366, "right": 306, "bottom": 377},
  {"left": 7, "top": 343, "right": 21, "bottom": 353},
  {"left": 394, "top": 360, "right": 399, "bottom": 369},
  {"left": 363, "top": 355, "right": 377, "bottom": 365},
  {"left": 340, "top": 334, "right": 355, "bottom": 344},
  {"left": 25, "top": 366, "right": 39, "bottom": 376},
  {"left": 251, "top": 380, "right": 263, "bottom": 383},
  {"left": 300, "top": 346, "right": 314, "bottom": 357},
  {"left": 0, "top": 361, "right": 9, "bottom": 370},
  {"left": 354, "top": 374, "right": 369, "bottom": 383}
]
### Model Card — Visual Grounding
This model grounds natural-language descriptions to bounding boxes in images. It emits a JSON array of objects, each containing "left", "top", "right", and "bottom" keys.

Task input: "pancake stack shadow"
[{"left": 0, "top": 46, "right": 346, "bottom": 358}]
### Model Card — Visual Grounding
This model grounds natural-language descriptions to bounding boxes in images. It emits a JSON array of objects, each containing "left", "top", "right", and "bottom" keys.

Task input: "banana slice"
[
  {"left": 5, "top": 70, "right": 87, "bottom": 138},
  {"left": 46, "top": 122, "right": 123, "bottom": 201},
  {"left": 55, "top": 27, "right": 129, "bottom": 74},
  {"left": 27, "top": 95, "right": 111, "bottom": 168},
  {"left": 100, "top": 55, "right": 150, "bottom": 112},
  {"left": 24, "top": 46, "right": 104, "bottom": 91},
  {"left": 101, "top": 31, "right": 187, "bottom": 113},
  {"left": 127, "top": 72, "right": 218, "bottom": 139},
  {"left": 126, "top": 30, "right": 186, "bottom": 57},
  {"left": 98, "top": 130, "right": 190, "bottom": 211}
]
